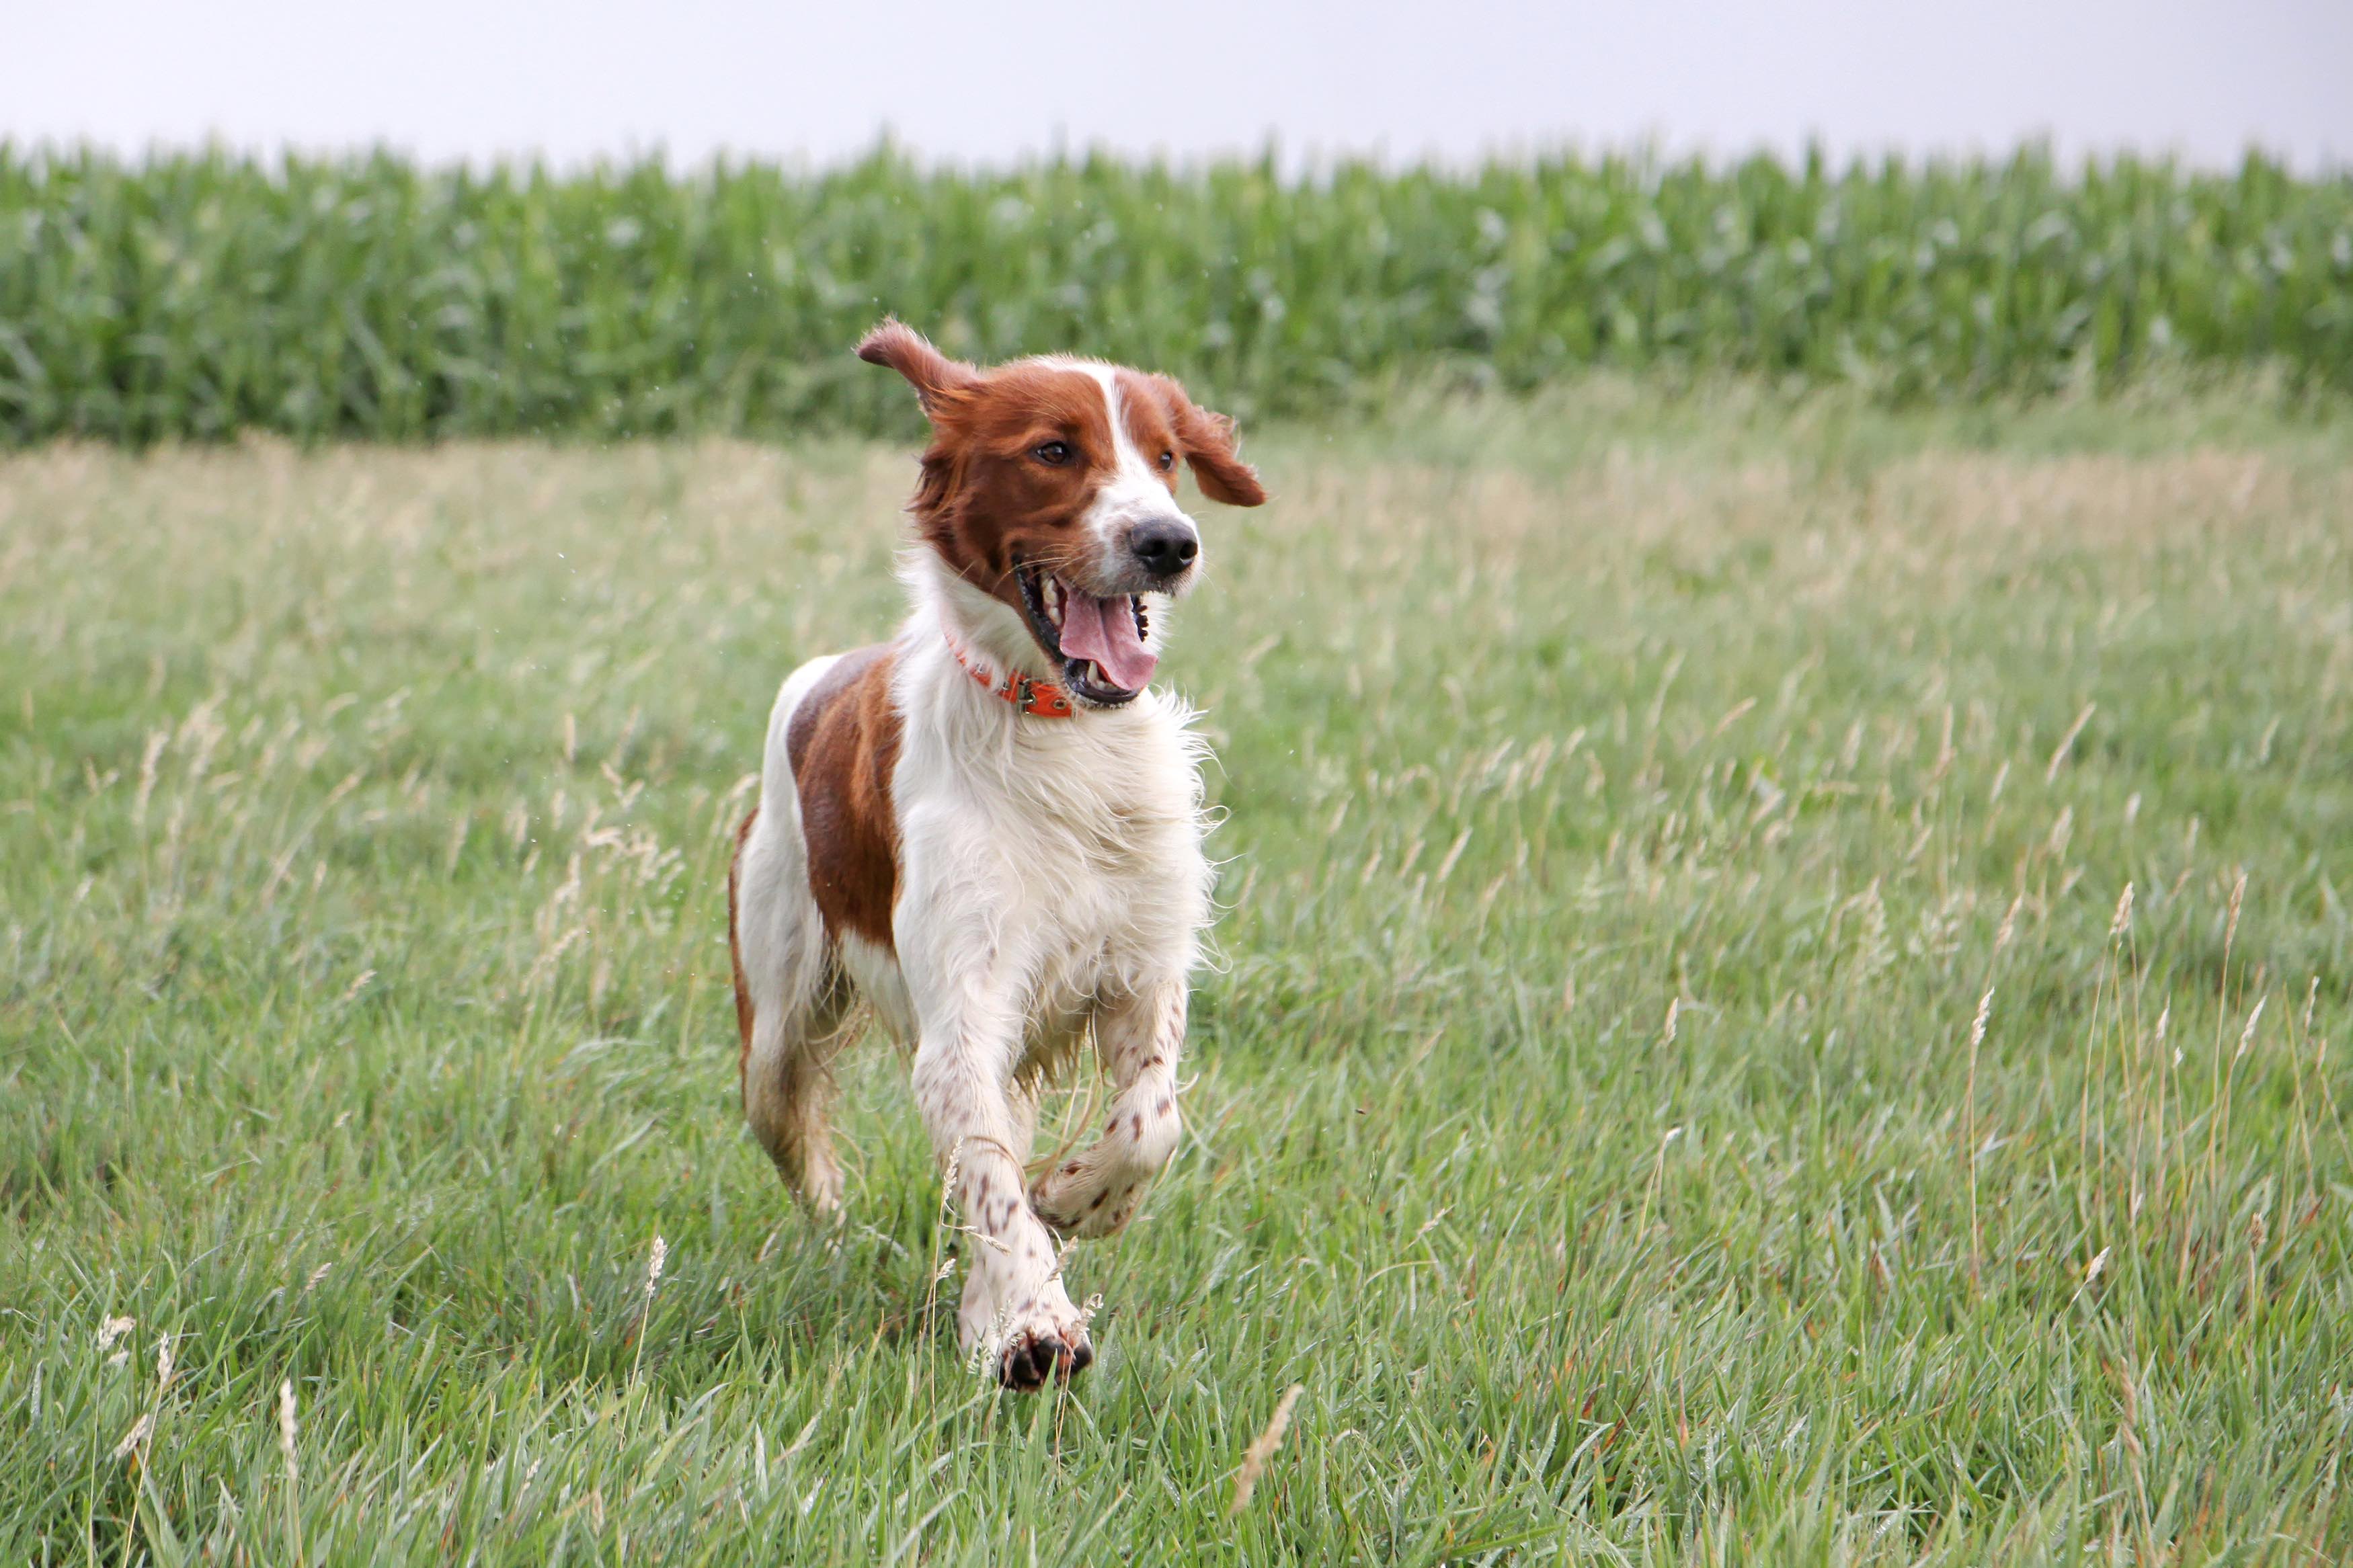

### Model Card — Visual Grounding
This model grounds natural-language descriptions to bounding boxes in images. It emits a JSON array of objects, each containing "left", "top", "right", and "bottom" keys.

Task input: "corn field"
[{"left": 3, "top": 145, "right": 2350, "bottom": 444}]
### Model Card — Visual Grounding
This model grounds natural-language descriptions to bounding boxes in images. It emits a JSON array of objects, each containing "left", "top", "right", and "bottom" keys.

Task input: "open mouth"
[{"left": 1014, "top": 559, "right": 1155, "bottom": 706}]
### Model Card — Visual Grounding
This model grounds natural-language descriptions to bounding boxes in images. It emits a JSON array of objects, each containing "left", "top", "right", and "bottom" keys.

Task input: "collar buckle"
[{"left": 942, "top": 617, "right": 1079, "bottom": 719}]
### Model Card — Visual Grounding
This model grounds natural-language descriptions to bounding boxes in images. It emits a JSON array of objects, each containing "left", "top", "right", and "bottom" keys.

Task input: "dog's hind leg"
[
  {"left": 732, "top": 800, "right": 853, "bottom": 1216},
  {"left": 1030, "top": 981, "right": 1186, "bottom": 1238}
]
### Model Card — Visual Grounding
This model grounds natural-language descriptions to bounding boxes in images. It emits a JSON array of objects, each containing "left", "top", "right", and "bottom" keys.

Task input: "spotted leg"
[
  {"left": 908, "top": 978, "right": 1092, "bottom": 1390},
  {"left": 1031, "top": 981, "right": 1185, "bottom": 1238}
]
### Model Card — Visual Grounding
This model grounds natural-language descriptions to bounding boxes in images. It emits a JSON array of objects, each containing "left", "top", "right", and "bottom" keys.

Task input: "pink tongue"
[{"left": 1055, "top": 589, "right": 1157, "bottom": 690}]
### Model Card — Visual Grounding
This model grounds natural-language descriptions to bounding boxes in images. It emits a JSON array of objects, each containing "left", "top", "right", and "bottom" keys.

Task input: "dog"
[{"left": 727, "top": 321, "right": 1267, "bottom": 1388}]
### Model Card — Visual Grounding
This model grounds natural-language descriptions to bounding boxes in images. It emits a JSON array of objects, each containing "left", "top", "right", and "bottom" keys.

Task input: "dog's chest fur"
[{"left": 837, "top": 631, "right": 1211, "bottom": 1048}]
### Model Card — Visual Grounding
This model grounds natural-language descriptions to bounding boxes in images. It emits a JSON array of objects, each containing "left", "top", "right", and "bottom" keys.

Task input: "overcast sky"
[{"left": 9, "top": 0, "right": 2350, "bottom": 171}]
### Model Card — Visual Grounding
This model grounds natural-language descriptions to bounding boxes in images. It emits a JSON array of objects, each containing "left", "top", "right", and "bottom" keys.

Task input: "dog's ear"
[
  {"left": 1152, "top": 376, "right": 1266, "bottom": 507},
  {"left": 856, "top": 320, "right": 980, "bottom": 416}
]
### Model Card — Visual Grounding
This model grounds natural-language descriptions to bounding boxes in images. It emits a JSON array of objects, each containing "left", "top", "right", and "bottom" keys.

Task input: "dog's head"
[{"left": 857, "top": 320, "right": 1266, "bottom": 708}]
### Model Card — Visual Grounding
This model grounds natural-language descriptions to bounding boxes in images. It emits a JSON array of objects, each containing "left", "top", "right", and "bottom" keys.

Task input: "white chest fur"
[{"left": 844, "top": 626, "right": 1213, "bottom": 1050}]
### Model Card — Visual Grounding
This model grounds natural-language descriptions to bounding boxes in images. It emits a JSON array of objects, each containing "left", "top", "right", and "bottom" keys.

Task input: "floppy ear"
[
  {"left": 1156, "top": 377, "right": 1267, "bottom": 506},
  {"left": 855, "top": 320, "right": 980, "bottom": 415}
]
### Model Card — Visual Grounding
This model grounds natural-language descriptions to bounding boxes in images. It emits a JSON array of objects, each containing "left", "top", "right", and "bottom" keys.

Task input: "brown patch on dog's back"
[
  {"left": 787, "top": 645, "right": 903, "bottom": 950},
  {"left": 727, "top": 804, "right": 760, "bottom": 1079}
]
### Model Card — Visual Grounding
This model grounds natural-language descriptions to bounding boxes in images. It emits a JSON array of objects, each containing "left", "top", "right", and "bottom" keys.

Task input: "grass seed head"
[
  {"left": 278, "top": 1379, "right": 300, "bottom": 1483},
  {"left": 111, "top": 1413, "right": 153, "bottom": 1462},
  {"left": 1230, "top": 1383, "right": 1306, "bottom": 1516}
]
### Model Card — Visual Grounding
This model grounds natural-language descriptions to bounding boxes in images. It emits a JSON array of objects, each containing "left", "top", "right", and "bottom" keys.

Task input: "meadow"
[
  {"left": 4, "top": 147, "right": 2352, "bottom": 447},
  {"left": 3, "top": 380, "right": 2352, "bottom": 1563}
]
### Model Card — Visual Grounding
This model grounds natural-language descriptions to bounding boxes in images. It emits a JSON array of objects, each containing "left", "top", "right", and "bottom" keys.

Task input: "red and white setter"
[{"left": 729, "top": 322, "right": 1266, "bottom": 1388}]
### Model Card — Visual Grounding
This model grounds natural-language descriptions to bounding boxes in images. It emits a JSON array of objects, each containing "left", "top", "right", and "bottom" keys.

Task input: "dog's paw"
[
  {"left": 996, "top": 1319, "right": 1094, "bottom": 1391},
  {"left": 796, "top": 1154, "right": 845, "bottom": 1219},
  {"left": 964, "top": 1286, "right": 1095, "bottom": 1391},
  {"left": 1030, "top": 1162, "right": 1149, "bottom": 1239}
]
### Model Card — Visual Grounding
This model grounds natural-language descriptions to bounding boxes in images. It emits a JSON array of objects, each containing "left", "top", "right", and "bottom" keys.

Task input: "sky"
[{"left": 8, "top": 0, "right": 2350, "bottom": 171}]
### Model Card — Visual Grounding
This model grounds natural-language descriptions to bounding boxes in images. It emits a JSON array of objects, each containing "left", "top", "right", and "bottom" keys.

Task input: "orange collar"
[{"left": 941, "top": 619, "right": 1078, "bottom": 718}]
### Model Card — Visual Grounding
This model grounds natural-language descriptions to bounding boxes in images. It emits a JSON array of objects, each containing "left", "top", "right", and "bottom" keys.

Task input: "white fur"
[
  {"left": 738, "top": 541, "right": 1212, "bottom": 1381},
  {"left": 1072, "top": 363, "right": 1197, "bottom": 589}
]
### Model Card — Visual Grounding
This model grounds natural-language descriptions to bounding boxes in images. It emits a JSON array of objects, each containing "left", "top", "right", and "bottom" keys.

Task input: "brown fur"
[
  {"left": 1124, "top": 370, "right": 1267, "bottom": 507},
  {"left": 852, "top": 322, "right": 1265, "bottom": 638},
  {"left": 785, "top": 643, "right": 903, "bottom": 950},
  {"left": 906, "top": 359, "right": 1129, "bottom": 616},
  {"left": 854, "top": 321, "right": 979, "bottom": 414}
]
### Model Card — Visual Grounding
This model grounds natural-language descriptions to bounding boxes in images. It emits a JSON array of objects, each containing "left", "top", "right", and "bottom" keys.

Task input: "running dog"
[{"left": 728, "top": 322, "right": 1265, "bottom": 1388}]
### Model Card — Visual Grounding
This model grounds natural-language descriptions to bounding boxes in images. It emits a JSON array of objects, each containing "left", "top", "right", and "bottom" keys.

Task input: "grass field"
[{"left": 3, "top": 383, "right": 2352, "bottom": 1563}]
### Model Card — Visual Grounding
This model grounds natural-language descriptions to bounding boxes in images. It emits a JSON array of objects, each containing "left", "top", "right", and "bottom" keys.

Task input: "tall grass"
[{"left": 3, "top": 145, "right": 2350, "bottom": 444}]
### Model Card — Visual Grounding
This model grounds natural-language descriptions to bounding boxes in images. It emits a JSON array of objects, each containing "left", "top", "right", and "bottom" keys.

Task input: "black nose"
[{"left": 1129, "top": 518, "right": 1199, "bottom": 577}]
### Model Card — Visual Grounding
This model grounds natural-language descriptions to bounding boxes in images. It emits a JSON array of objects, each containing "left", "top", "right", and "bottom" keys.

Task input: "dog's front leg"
[
  {"left": 1032, "top": 979, "right": 1186, "bottom": 1237},
  {"left": 910, "top": 985, "right": 1093, "bottom": 1390}
]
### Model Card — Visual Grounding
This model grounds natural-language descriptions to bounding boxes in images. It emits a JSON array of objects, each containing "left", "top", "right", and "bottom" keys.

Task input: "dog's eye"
[
  {"left": 1157, "top": 451, "right": 1174, "bottom": 470},
  {"left": 1033, "top": 440, "right": 1073, "bottom": 466}
]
